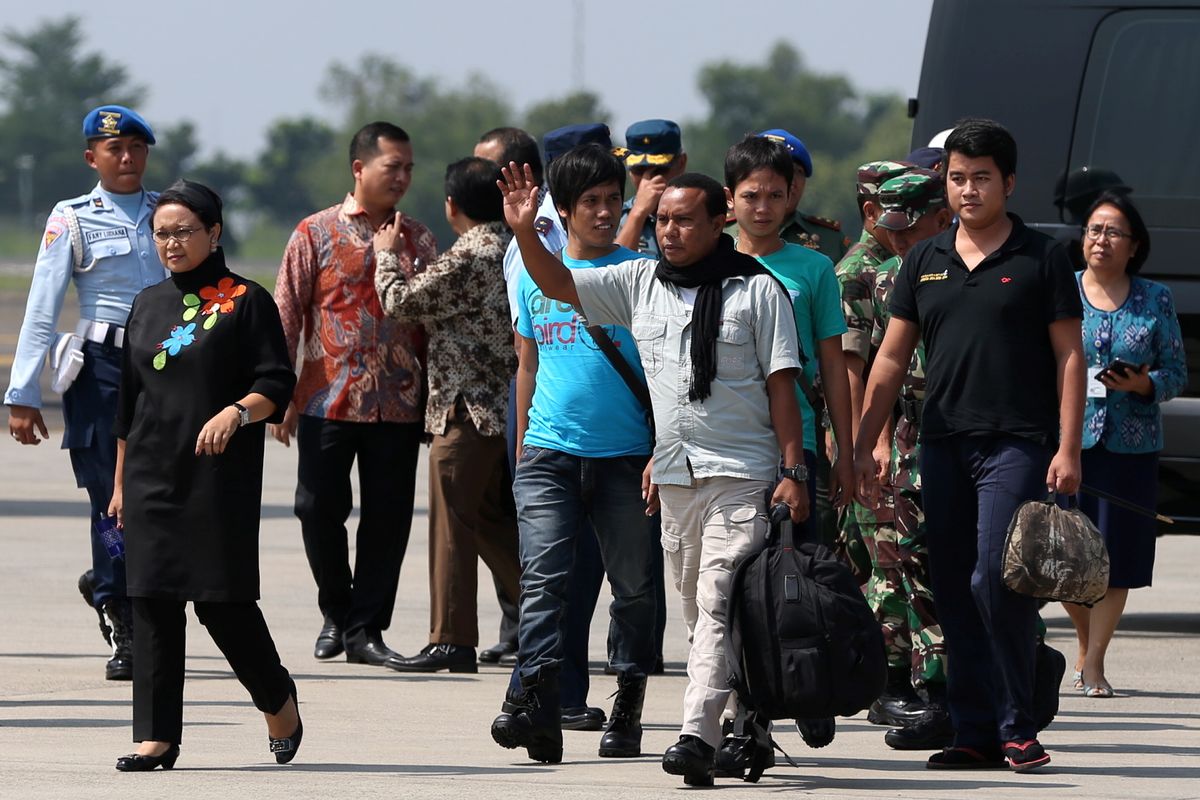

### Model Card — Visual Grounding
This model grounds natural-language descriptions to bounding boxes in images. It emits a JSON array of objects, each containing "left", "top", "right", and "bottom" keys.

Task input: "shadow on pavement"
[{"left": 179, "top": 762, "right": 534, "bottom": 775}]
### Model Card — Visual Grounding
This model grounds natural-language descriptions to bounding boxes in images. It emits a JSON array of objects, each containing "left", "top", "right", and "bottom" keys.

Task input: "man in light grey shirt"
[{"left": 499, "top": 165, "right": 808, "bottom": 787}]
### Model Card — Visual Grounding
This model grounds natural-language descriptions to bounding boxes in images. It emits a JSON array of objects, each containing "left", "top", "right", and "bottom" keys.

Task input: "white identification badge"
[{"left": 1087, "top": 366, "right": 1107, "bottom": 398}]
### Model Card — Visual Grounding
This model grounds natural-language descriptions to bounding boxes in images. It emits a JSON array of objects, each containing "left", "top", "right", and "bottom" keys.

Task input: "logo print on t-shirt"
[{"left": 1001, "top": 276, "right": 1013, "bottom": 284}]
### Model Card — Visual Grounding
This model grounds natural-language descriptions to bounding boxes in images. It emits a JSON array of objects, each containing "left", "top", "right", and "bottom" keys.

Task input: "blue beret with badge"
[
  {"left": 82, "top": 105, "right": 156, "bottom": 145},
  {"left": 624, "top": 119, "right": 682, "bottom": 167},
  {"left": 542, "top": 123, "right": 612, "bottom": 164},
  {"left": 757, "top": 128, "right": 812, "bottom": 177}
]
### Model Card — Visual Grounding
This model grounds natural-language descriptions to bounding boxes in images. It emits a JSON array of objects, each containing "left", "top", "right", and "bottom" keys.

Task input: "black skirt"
[{"left": 1078, "top": 446, "right": 1159, "bottom": 589}]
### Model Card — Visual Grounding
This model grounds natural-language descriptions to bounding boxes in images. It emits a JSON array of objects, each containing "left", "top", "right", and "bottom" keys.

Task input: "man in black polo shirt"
[{"left": 853, "top": 118, "right": 1084, "bottom": 773}]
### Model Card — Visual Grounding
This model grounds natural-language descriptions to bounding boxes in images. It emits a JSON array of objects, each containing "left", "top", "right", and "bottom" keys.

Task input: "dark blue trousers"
[
  {"left": 920, "top": 434, "right": 1049, "bottom": 746},
  {"left": 63, "top": 342, "right": 125, "bottom": 607}
]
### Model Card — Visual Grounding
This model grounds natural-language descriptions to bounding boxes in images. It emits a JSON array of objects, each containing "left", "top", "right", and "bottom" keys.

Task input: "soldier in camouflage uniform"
[
  {"left": 868, "top": 171, "right": 959, "bottom": 750},
  {"left": 835, "top": 161, "right": 910, "bottom": 583}
]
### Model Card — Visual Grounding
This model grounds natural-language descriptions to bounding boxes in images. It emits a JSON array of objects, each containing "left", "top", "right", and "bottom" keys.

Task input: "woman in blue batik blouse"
[{"left": 1063, "top": 190, "right": 1186, "bottom": 699}]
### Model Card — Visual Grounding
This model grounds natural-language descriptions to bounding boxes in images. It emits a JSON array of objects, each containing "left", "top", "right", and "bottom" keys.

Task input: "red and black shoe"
[
  {"left": 926, "top": 745, "right": 1006, "bottom": 770},
  {"left": 1003, "top": 739, "right": 1051, "bottom": 772}
]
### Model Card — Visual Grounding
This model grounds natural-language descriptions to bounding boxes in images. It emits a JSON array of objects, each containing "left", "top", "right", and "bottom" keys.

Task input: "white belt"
[{"left": 75, "top": 319, "right": 125, "bottom": 349}]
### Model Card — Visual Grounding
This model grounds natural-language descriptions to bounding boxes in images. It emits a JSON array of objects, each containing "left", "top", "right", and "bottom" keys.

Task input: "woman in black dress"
[{"left": 108, "top": 180, "right": 300, "bottom": 770}]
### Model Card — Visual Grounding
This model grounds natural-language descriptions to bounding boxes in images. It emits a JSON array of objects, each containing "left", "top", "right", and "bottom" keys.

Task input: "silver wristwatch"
[{"left": 232, "top": 402, "right": 250, "bottom": 427}]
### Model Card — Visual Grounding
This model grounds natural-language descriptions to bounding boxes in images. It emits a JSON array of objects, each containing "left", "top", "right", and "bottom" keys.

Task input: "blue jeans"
[
  {"left": 921, "top": 434, "right": 1049, "bottom": 746},
  {"left": 513, "top": 446, "right": 657, "bottom": 683}
]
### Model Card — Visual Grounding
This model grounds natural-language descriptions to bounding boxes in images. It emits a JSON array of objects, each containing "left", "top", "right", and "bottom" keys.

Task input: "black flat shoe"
[
  {"left": 270, "top": 682, "right": 303, "bottom": 764},
  {"left": 115, "top": 744, "right": 180, "bottom": 772},
  {"left": 313, "top": 621, "right": 343, "bottom": 660}
]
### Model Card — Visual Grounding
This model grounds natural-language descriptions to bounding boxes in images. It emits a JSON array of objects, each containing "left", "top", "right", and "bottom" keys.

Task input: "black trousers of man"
[
  {"left": 294, "top": 415, "right": 422, "bottom": 650},
  {"left": 132, "top": 597, "right": 291, "bottom": 743}
]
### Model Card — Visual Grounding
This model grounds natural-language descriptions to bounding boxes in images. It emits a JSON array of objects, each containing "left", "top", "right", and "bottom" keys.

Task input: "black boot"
[
  {"left": 598, "top": 672, "right": 646, "bottom": 758},
  {"left": 102, "top": 599, "right": 133, "bottom": 681},
  {"left": 884, "top": 702, "right": 952, "bottom": 750},
  {"left": 662, "top": 735, "right": 715, "bottom": 787},
  {"left": 715, "top": 714, "right": 775, "bottom": 781},
  {"left": 868, "top": 667, "right": 927, "bottom": 727},
  {"left": 77, "top": 570, "right": 112, "bottom": 648},
  {"left": 490, "top": 669, "right": 562, "bottom": 763}
]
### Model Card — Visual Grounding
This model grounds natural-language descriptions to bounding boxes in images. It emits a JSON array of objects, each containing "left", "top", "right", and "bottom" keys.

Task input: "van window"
[{"left": 1069, "top": 10, "right": 1200, "bottom": 228}]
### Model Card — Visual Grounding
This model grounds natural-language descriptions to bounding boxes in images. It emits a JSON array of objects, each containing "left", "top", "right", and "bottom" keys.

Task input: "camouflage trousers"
[{"left": 857, "top": 487, "right": 947, "bottom": 688}]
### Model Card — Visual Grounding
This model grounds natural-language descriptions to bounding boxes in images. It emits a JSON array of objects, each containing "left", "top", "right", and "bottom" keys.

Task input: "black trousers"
[
  {"left": 295, "top": 415, "right": 422, "bottom": 646},
  {"left": 921, "top": 434, "right": 1048, "bottom": 746},
  {"left": 132, "top": 597, "right": 291, "bottom": 743}
]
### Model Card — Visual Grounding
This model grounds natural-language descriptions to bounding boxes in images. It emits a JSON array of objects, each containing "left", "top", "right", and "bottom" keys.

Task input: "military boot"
[
  {"left": 490, "top": 668, "right": 562, "bottom": 763},
  {"left": 884, "top": 684, "right": 952, "bottom": 750},
  {"left": 868, "top": 666, "right": 927, "bottom": 727},
  {"left": 598, "top": 672, "right": 646, "bottom": 758},
  {"left": 102, "top": 599, "right": 134, "bottom": 681},
  {"left": 78, "top": 570, "right": 113, "bottom": 648},
  {"left": 715, "top": 713, "right": 775, "bottom": 781}
]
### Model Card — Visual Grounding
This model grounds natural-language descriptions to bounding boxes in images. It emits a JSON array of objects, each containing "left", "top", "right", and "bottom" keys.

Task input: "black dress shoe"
[
  {"left": 313, "top": 622, "right": 343, "bottom": 660},
  {"left": 884, "top": 705, "right": 953, "bottom": 750},
  {"left": 386, "top": 643, "right": 477, "bottom": 673},
  {"left": 561, "top": 706, "right": 606, "bottom": 731},
  {"left": 662, "top": 735, "right": 715, "bottom": 787},
  {"left": 115, "top": 744, "right": 180, "bottom": 772},
  {"left": 478, "top": 640, "right": 517, "bottom": 664},
  {"left": 344, "top": 636, "right": 402, "bottom": 666}
]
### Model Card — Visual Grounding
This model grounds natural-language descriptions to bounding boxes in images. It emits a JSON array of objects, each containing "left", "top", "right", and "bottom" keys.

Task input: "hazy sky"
[{"left": 4, "top": 0, "right": 933, "bottom": 159}]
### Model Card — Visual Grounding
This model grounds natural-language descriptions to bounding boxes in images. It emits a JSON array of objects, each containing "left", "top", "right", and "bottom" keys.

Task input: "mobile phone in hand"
[{"left": 1099, "top": 359, "right": 1139, "bottom": 380}]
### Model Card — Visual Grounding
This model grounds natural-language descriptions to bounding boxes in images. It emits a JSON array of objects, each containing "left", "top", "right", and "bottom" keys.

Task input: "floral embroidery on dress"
[
  {"left": 200, "top": 277, "right": 247, "bottom": 316},
  {"left": 153, "top": 323, "right": 197, "bottom": 370},
  {"left": 153, "top": 276, "right": 247, "bottom": 369}
]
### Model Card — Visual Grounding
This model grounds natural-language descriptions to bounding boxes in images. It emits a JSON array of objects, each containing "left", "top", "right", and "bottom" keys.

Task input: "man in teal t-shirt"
[
  {"left": 493, "top": 143, "right": 659, "bottom": 766},
  {"left": 715, "top": 133, "right": 855, "bottom": 771}
]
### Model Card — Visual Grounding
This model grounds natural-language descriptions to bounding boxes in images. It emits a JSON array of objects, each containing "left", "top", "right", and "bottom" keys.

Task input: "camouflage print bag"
[{"left": 1002, "top": 495, "right": 1110, "bottom": 606}]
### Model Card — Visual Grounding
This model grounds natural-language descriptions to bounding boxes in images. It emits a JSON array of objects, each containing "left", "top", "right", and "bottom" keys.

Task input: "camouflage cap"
[
  {"left": 856, "top": 160, "right": 913, "bottom": 197},
  {"left": 875, "top": 169, "right": 947, "bottom": 231}
]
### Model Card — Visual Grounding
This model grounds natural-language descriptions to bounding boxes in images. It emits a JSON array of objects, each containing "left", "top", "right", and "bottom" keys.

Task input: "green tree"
[
  {"left": 684, "top": 41, "right": 912, "bottom": 236},
  {"left": 521, "top": 91, "right": 611, "bottom": 141},
  {"left": 143, "top": 121, "right": 198, "bottom": 189},
  {"left": 245, "top": 117, "right": 337, "bottom": 225},
  {"left": 0, "top": 17, "right": 143, "bottom": 219},
  {"left": 309, "top": 55, "right": 515, "bottom": 244}
]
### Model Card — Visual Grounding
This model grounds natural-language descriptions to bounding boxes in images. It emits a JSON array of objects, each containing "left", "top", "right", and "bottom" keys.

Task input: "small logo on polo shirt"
[
  {"left": 1001, "top": 276, "right": 1012, "bottom": 283},
  {"left": 919, "top": 270, "right": 949, "bottom": 283}
]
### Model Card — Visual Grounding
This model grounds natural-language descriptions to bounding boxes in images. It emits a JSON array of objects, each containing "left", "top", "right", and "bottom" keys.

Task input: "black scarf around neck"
[{"left": 654, "top": 234, "right": 772, "bottom": 402}]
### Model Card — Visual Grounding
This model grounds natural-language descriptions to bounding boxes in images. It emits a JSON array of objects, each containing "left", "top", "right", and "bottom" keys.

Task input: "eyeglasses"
[
  {"left": 152, "top": 227, "right": 200, "bottom": 244},
  {"left": 1084, "top": 225, "right": 1133, "bottom": 242}
]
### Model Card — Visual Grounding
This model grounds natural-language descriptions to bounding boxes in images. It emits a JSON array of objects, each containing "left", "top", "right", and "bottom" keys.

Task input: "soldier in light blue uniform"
[
  {"left": 615, "top": 119, "right": 687, "bottom": 259},
  {"left": 4, "top": 105, "right": 164, "bottom": 681}
]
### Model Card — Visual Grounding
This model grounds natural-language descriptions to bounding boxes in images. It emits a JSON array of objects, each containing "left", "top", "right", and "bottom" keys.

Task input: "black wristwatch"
[
  {"left": 231, "top": 402, "right": 250, "bottom": 427},
  {"left": 780, "top": 464, "right": 809, "bottom": 483}
]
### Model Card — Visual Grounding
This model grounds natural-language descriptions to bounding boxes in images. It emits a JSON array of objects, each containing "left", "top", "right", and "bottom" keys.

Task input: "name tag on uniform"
[
  {"left": 1087, "top": 367, "right": 1107, "bottom": 398},
  {"left": 84, "top": 227, "right": 129, "bottom": 244}
]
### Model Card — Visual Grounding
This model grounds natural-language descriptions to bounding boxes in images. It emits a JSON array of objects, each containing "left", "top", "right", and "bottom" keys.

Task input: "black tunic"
[{"left": 115, "top": 250, "right": 295, "bottom": 602}]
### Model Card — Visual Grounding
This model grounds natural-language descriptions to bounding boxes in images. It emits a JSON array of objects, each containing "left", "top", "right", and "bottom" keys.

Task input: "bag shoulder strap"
[{"left": 553, "top": 249, "right": 656, "bottom": 438}]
